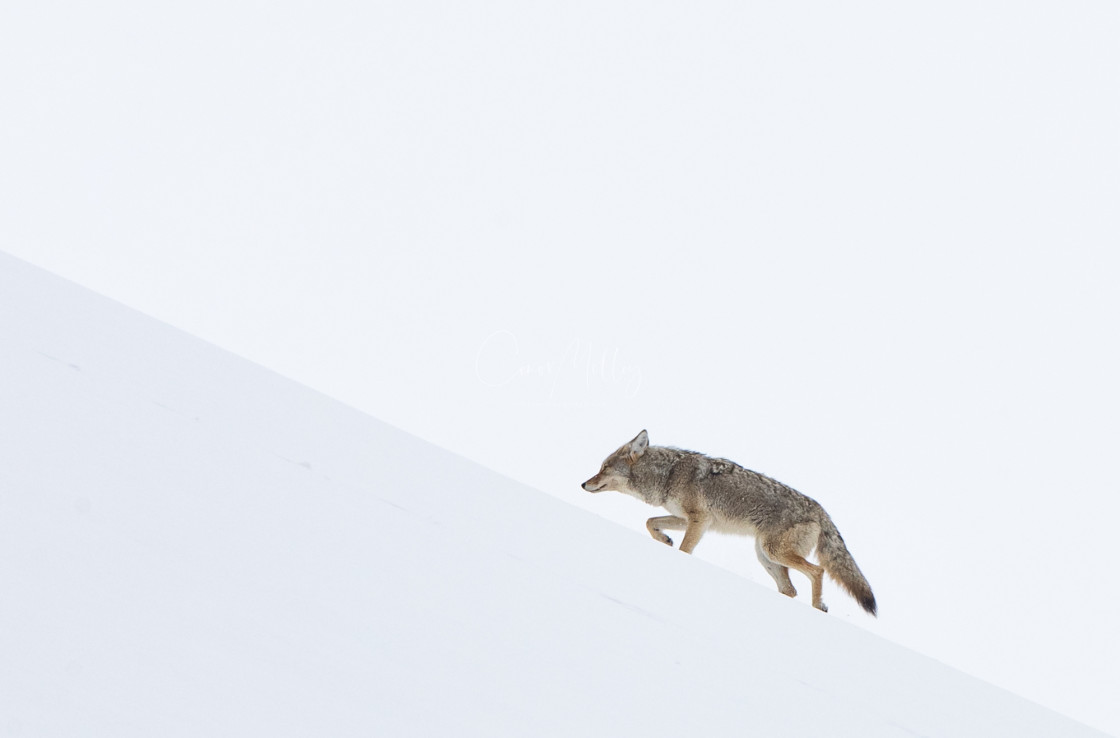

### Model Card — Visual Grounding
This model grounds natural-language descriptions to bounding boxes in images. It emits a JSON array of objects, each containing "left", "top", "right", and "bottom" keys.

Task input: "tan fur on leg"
[{"left": 646, "top": 515, "right": 687, "bottom": 546}]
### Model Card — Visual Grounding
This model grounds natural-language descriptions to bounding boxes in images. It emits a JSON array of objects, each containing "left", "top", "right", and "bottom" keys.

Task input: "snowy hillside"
[{"left": 0, "top": 251, "right": 1108, "bottom": 737}]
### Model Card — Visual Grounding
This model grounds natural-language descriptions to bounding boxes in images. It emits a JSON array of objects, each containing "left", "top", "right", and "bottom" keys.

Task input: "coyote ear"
[{"left": 628, "top": 429, "right": 649, "bottom": 462}]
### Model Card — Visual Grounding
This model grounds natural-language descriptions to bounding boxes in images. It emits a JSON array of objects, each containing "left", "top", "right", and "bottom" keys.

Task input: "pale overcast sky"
[{"left": 3, "top": 2, "right": 1118, "bottom": 734}]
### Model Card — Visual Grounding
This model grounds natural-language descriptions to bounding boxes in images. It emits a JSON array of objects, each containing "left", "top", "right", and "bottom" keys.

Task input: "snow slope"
[{"left": 1, "top": 250, "right": 1108, "bottom": 737}]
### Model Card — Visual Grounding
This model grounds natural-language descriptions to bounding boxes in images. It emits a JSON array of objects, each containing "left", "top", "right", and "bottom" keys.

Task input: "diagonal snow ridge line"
[{"left": 0, "top": 251, "right": 1111, "bottom": 738}]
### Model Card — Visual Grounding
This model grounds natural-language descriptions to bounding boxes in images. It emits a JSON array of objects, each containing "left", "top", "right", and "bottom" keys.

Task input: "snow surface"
[
  {"left": 4, "top": 1, "right": 1119, "bottom": 733},
  {"left": 1, "top": 255, "right": 1110, "bottom": 737}
]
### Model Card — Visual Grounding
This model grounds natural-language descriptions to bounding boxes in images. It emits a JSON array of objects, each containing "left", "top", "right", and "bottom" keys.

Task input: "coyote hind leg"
[
  {"left": 755, "top": 538, "right": 797, "bottom": 598},
  {"left": 760, "top": 526, "right": 828, "bottom": 612}
]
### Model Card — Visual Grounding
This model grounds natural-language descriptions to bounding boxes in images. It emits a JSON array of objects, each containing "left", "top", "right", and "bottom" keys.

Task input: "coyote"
[{"left": 582, "top": 430, "right": 877, "bottom": 615}]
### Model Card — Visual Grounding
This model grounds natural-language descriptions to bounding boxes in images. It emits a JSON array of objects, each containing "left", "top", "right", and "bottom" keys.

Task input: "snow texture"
[{"left": 1, "top": 251, "right": 1109, "bottom": 736}]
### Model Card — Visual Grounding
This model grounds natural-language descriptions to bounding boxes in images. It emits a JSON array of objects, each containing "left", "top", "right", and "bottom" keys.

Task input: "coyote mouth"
[{"left": 582, "top": 481, "right": 605, "bottom": 493}]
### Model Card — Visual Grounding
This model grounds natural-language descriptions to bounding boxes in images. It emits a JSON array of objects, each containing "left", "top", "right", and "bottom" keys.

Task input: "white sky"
[{"left": 3, "top": 1, "right": 1118, "bottom": 734}]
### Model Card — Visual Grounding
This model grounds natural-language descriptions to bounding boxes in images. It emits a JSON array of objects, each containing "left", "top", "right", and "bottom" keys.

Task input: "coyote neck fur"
[{"left": 629, "top": 446, "right": 690, "bottom": 506}]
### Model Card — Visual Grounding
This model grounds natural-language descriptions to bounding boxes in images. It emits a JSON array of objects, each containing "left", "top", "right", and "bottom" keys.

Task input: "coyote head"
[{"left": 581, "top": 430, "right": 648, "bottom": 494}]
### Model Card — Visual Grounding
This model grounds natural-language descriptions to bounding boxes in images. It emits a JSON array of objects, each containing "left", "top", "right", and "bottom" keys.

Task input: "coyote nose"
[{"left": 581, "top": 482, "right": 589, "bottom": 491}]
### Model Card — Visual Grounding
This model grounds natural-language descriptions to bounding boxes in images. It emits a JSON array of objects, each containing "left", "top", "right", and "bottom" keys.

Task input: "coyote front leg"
[
  {"left": 646, "top": 515, "right": 686, "bottom": 546},
  {"left": 678, "top": 512, "right": 711, "bottom": 554},
  {"left": 647, "top": 513, "right": 711, "bottom": 553}
]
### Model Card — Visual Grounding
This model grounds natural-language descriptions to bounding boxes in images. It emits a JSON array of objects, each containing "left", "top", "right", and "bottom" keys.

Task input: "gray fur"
[{"left": 582, "top": 430, "right": 877, "bottom": 616}]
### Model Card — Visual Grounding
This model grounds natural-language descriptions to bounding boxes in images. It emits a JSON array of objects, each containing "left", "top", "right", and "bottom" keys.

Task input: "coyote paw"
[{"left": 815, "top": 601, "right": 829, "bottom": 613}]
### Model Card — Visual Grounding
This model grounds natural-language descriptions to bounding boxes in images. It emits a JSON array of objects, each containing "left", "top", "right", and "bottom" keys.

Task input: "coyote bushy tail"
[{"left": 816, "top": 516, "right": 877, "bottom": 616}]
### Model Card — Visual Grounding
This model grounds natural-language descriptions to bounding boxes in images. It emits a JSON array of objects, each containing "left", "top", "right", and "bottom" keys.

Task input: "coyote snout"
[{"left": 583, "top": 429, "right": 877, "bottom": 616}]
